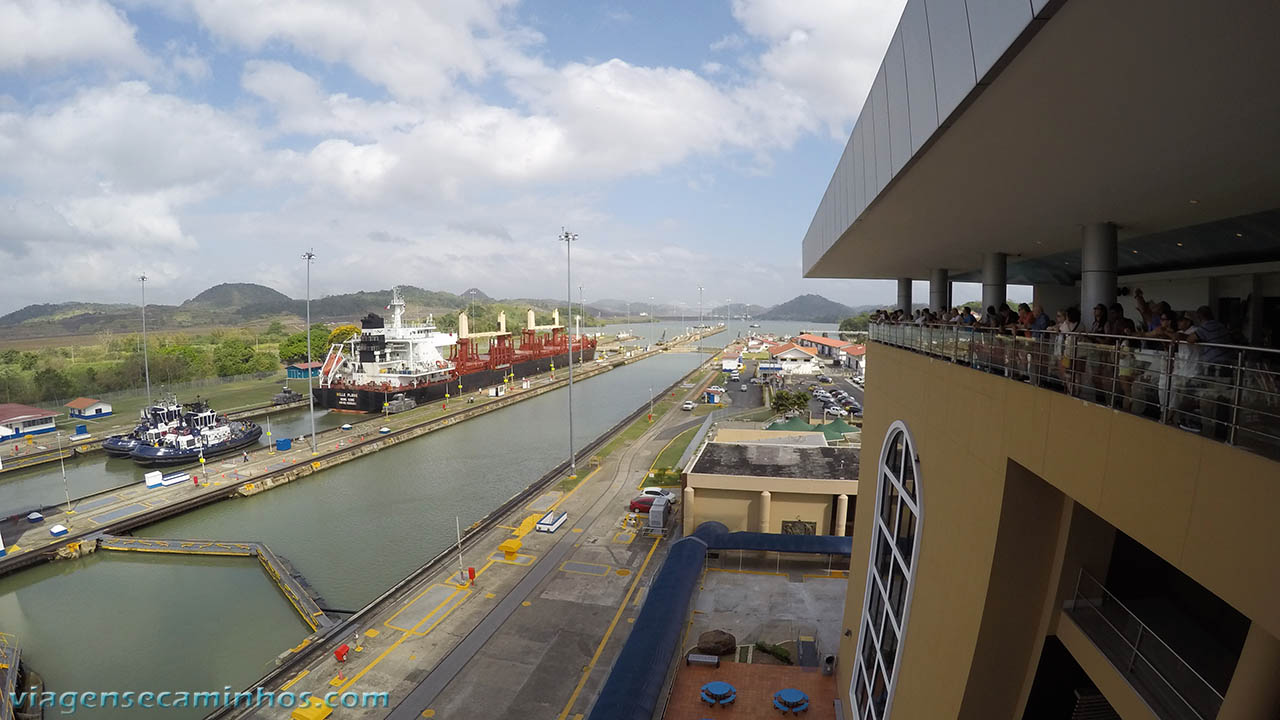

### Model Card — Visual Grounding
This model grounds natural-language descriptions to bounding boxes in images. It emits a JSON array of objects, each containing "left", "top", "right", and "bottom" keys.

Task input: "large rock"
[{"left": 696, "top": 629, "right": 737, "bottom": 656}]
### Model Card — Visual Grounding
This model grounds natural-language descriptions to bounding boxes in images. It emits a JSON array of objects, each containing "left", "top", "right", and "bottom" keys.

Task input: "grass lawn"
[
  {"left": 651, "top": 425, "right": 700, "bottom": 471},
  {"left": 55, "top": 374, "right": 296, "bottom": 430},
  {"left": 735, "top": 407, "right": 778, "bottom": 423}
]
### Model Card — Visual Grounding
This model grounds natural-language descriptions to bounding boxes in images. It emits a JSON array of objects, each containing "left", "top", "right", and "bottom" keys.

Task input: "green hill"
[{"left": 756, "top": 294, "right": 857, "bottom": 324}]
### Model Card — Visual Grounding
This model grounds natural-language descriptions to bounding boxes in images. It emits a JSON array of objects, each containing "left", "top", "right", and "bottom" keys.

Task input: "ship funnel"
[
  {"left": 526, "top": 308, "right": 536, "bottom": 329},
  {"left": 553, "top": 308, "right": 560, "bottom": 327},
  {"left": 498, "top": 311, "right": 506, "bottom": 334},
  {"left": 459, "top": 311, "right": 470, "bottom": 339}
]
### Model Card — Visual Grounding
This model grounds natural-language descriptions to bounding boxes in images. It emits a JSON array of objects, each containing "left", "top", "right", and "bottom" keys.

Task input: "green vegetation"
[
  {"left": 754, "top": 641, "right": 793, "bottom": 665},
  {"left": 769, "top": 389, "right": 811, "bottom": 415},
  {"left": 278, "top": 324, "right": 333, "bottom": 363},
  {"left": 839, "top": 313, "right": 871, "bottom": 332},
  {"left": 652, "top": 425, "right": 700, "bottom": 471},
  {"left": 0, "top": 327, "right": 290, "bottom": 406}
]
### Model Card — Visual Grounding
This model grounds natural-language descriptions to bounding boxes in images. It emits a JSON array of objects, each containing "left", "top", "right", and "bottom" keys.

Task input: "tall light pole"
[
  {"left": 649, "top": 296, "right": 655, "bottom": 347},
  {"left": 57, "top": 431, "right": 72, "bottom": 517},
  {"left": 139, "top": 273, "right": 151, "bottom": 406},
  {"left": 578, "top": 285, "right": 585, "bottom": 363},
  {"left": 698, "top": 286, "right": 704, "bottom": 327},
  {"left": 726, "top": 298, "right": 732, "bottom": 340},
  {"left": 559, "top": 229, "right": 578, "bottom": 477},
  {"left": 302, "top": 249, "right": 318, "bottom": 455}
]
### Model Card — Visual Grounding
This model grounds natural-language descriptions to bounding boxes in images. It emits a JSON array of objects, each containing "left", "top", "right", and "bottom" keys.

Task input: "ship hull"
[
  {"left": 314, "top": 348, "right": 596, "bottom": 412},
  {"left": 129, "top": 424, "right": 263, "bottom": 467}
]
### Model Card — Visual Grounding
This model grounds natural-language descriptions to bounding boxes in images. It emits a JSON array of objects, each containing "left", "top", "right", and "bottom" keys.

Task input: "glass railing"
[
  {"left": 1068, "top": 570, "right": 1224, "bottom": 720},
  {"left": 868, "top": 323, "right": 1280, "bottom": 462}
]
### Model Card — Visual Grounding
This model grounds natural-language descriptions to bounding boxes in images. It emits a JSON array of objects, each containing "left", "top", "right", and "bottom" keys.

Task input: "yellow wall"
[
  {"left": 691, "top": 488, "right": 760, "bottom": 532},
  {"left": 837, "top": 343, "right": 1280, "bottom": 716},
  {"left": 767, "top": 491, "right": 833, "bottom": 535}
]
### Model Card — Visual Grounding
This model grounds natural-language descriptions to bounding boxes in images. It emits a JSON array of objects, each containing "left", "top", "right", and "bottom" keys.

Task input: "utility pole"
[
  {"left": 139, "top": 273, "right": 151, "bottom": 406},
  {"left": 559, "top": 229, "right": 578, "bottom": 477},
  {"left": 302, "top": 249, "right": 318, "bottom": 455}
]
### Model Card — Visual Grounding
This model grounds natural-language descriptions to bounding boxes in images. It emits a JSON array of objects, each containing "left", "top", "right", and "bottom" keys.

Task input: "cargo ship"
[{"left": 313, "top": 288, "right": 597, "bottom": 412}]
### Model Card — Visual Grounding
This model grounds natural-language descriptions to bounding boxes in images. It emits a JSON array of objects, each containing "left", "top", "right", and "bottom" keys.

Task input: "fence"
[
  {"left": 869, "top": 323, "right": 1280, "bottom": 462},
  {"left": 1068, "top": 569, "right": 1223, "bottom": 720}
]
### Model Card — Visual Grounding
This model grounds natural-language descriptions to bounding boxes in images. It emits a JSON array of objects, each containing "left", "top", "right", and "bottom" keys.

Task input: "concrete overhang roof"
[{"left": 806, "top": 0, "right": 1280, "bottom": 280}]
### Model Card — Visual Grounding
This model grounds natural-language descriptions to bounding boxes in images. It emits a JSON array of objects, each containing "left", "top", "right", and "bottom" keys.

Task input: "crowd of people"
[{"left": 869, "top": 289, "right": 1245, "bottom": 435}]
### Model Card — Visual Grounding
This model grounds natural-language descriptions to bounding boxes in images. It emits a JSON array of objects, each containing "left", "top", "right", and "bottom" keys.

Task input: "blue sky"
[{"left": 0, "top": 0, "right": 1002, "bottom": 315}]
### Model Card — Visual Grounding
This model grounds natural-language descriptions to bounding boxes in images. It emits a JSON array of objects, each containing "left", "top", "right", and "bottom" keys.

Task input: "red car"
[{"left": 629, "top": 496, "right": 657, "bottom": 513}]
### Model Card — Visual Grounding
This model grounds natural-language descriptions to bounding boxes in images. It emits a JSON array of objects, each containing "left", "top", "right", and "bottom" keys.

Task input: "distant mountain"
[
  {"left": 182, "top": 283, "right": 293, "bottom": 309},
  {"left": 708, "top": 303, "right": 768, "bottom": 318},
  {"left": 459, "top": 287, "right": 492, "bottom": 303},
  {"left": 756, "top": 294, "right": 857, "bottom": 324}
]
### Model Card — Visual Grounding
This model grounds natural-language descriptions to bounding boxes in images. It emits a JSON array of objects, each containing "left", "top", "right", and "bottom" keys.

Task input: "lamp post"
[
  {"left": 649, "top": 295, "right": 655, "bottom": 348},
  {"left": 57, "top": 431, "right": 72, "bottom": 517},
  {"left": 139, "top": 273, "right": 151, "bottom": 407},
  {"left": 302, "top": 249, "right": 318, "bottom": 455},
  {"left": 578, "top": 284, "right": 585, "bottom": 364},
  {"left": 559, "top": 229, "right": 578, "bottom": 478},
  {"left": 726, "top": 298, "right": 732, "bottom": 340},
  {"left": 698, "top": 286, "right": 704, "bottom": 327}
]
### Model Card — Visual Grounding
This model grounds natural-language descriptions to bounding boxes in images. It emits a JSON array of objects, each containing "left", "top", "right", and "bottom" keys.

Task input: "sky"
[{"left": 0, "top": 0, "right": 1019, "bottom": 314}]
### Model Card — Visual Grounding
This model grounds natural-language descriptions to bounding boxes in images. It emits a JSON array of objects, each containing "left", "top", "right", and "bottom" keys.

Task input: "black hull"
[
  {"left": 314, "top": 348, "right": 596, "bottom": 412},
  {"left": 129, "top": 425, "right": 263, "bottom": 467}
]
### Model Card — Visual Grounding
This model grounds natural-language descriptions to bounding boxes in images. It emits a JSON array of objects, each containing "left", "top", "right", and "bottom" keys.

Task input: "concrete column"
[
  {"left": 896, "top": 277, "right": 912, "bottom": 315},
  {"left": 1247, "top": 273, "right": 1264, "bottom": 345},
  {"left": 834, "top": 494, "right": 849, "bottom": 537},
  {"left": 929, "top": 269, "right": 950, "bottom": 311},
  {"left": 1080, "top": 222, "right": 1117, "bottom": 314},
  {"left": 981, "top": 253, "right": 1007, "bottom": 311},
  {"left": 682, "top": 486, "right": 696, "bottom": 536},
  {"left": 759, "top": 490, "right": 772, "bottom": 534},
  {"left": 1217, "top": 624, "right": 1280, "bottom": 720}
]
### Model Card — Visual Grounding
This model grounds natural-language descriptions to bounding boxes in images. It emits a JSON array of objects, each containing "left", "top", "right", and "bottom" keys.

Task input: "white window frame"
[{"left": 849, "top": 420, "right": 922, "bottom": 720}]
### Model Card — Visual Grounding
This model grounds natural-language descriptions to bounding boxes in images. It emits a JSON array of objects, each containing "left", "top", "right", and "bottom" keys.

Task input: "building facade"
[{"left": 801, "top": 1, "right": 1280, "bottom": 718}]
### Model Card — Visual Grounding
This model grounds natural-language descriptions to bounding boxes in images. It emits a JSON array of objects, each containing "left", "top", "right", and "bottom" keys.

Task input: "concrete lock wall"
[{"left": 838, "top": 343, "right": 1280, "bottom": 718}]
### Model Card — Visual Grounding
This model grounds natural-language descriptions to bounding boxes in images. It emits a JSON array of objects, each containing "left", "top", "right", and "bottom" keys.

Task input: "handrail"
[
  {"left": 868, "top": 323, "right": 1280, "bottom": 462},
  {"left": 1069, "top": 569, "right": 1223, "bottom": 720}
]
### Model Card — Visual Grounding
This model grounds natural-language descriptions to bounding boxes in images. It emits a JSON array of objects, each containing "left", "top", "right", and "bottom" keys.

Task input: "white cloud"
[
  {"left": 710, "top": 33, "right": 746, "bottom": 51},
  {"left": 0, "top": 0, "right": 150, "bottom": 72},
  {"left": 1, "top": 81, "right": 263, "bottom": 195},
  {"left": 242, "top": 60, "right": 421, "bottom": 139},
  {"left": 730, "top": 0, "right": 905, "bottom": 135},
  {"left": 166, "top": 0, "right": 521, "bottom": 102}
]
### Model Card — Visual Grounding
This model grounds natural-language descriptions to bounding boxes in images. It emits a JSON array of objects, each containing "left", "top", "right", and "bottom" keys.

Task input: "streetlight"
[
  {"left": 698, "top": 286, "right": 704, "bottom": 327},
  {"left": 578, "top": 285, "right": 585, "bottom": 363},
  {"left": 302, "top": 249, "right": 318, "bottom": 455},
  {"left": 57, "top": 431, "right": 72, "bottom": 518},
  {"left": 648, "top": 386, "right": 653, "bottom": 423},
  {"left": 139, "top": 273, "right": 151, "bottom": 407},
  {"left": 726, "top": 298, "right": 732, "bottom": 340},
  {"left": 559, "top": 229, "right": 578, "bottom": 478},
  {"left": 649, "top": 296, "right": 655, "bottom": 348}
]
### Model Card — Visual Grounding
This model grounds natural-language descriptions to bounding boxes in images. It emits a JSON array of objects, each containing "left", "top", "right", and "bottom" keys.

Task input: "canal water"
[
  {"left": 595, "top": 319, "right": 838, "bottom": 349},
  {"left": 0, "top": 352, "right": 708, "bottom": 718},
  {"left": 0, "top": 406, "right": 348, "bottom": 515}
]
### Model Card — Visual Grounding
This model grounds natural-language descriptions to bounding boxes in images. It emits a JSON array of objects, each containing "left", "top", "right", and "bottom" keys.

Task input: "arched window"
[{"left": 850, "top": 421, "right": 921, "bottom": 719}]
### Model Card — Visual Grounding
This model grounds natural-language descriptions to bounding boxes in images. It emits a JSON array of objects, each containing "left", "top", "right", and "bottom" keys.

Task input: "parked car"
[
  {"left": 642, "top": 487, "right": 678, "bottom": 503},
  {"left": 681, "top": 400, "right": 695, "bottom": 411},
  {"left": 629, "top": 495, "right": 658, "bottom": 513},
  {"left": 825, "top": 407, "right": 848, "bottom": 417},
  {"left": 709, "top": 385, "right": 726, "bottom": 393},
  {"left": 817, "top": 375, "right": 832, "bottom": 383},
  {"left": 740, "top": 384, "right": 749, "bottom": 392}
]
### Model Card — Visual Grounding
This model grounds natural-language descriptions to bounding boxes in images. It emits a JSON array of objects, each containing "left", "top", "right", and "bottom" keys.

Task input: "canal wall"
[
  {"left": 203, "top": 350, "right": 720, "bottom": 719},
  {"left": 0, "top": 335, "right": 719, "bottom": 577}
]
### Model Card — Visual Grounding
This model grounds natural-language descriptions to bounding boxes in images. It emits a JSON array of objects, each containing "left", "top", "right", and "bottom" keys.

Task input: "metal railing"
[
  {"left": 1068, "top": 569, "right": 1223, "bottom": 720},
  {"left": 869, "top": 323, "right": 1280, "bottom": 461}
]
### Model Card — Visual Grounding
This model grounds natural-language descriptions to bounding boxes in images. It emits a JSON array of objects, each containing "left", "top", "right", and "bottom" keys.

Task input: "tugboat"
[
  {"left": 128, "top": 404, "right": 262, "bottom": 467},
  {"left": 102, "top": 395, "right": 184, "bottom": 457}
]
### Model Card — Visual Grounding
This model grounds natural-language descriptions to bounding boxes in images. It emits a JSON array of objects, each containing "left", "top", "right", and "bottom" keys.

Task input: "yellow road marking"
[
  {"left": 279, "top": 669, "right": 309, "bottom": 691},
  {"left": 556, "top": 536, "right": 661, "bottom": 720},
  {"left": 548, "top": 466, "right": 601, "bottom": 511}
]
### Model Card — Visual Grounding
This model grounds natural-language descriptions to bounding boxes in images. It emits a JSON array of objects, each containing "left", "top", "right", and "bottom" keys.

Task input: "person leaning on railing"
[{"left": 1178, "top": 306, "right": 1233, "bottom": 437}]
